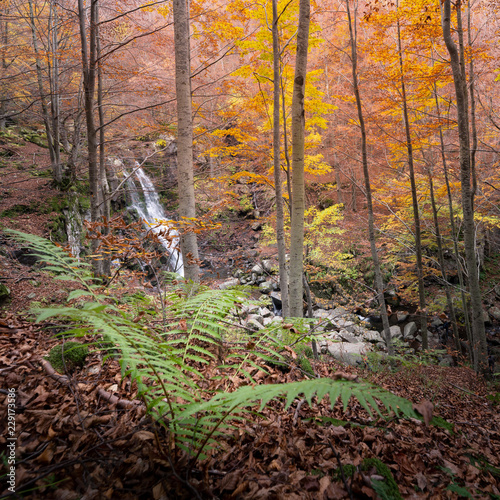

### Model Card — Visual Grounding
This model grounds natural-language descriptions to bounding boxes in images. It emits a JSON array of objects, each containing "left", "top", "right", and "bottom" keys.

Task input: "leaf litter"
[{"left": 1, "top": 314, "right": 499, "bottom": 499}]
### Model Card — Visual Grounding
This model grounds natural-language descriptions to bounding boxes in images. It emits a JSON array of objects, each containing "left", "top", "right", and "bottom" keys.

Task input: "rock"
[
  {"left": 263, "top": 316, "right": 283, "bottom": 327},
  {"left": 0, "top": 283, "right": 10, "bottom": 301},
  {"left": 330, "top": 306, "right": 348, "bottom": 318},
  {"left": 415, "top": 335, "right": 422, "bottom": 342},
  {"left": 259, "top": 281, "right": 274, "bottom": 294},
  {"left": 362, "top": 330, "right": 384, "bottom": 343},
  {"left": 404, "top": 322, "right": 418, "bottom": 338},
  {"left": 258, "top": 306, "right": 272, "bottom": 318},
  {"left": 27, "top": 292, "right": 36, "bottom": 299},
  {"left": 338, "top": 329, "right": 359, "bottom": 343},
  {"left": 482, "top": 309, "right": 492, "bottom": 325},
  {"left": 336, "top": 318, "right": 355, "bottom": 329},
  {"left": 246, "top": 318, "right": 264, "bottom": 331},
  {"left": 396, "top": 311, "right": 409, "bottom": 323},
  {"left": 251, "top": 222, "right": 262, "bottom": 231},
  {"left": 389, "top": 325, "right": 403, "bottom": 339},
  {"left": 233, "top": 269, "right": 243, "bottom": 279},
  {"left": 439, "top": 356, "right": 454, "bottom": 367},
  {"left": 219, "top": 278, "right": 239, "bottom": 290},
  {"left": 242, "top": 304, "right": 260, "bottom": 316},
  {"left": 488, "top": 307, "right": 500, "bottom": 322},
  {"left": 251, "top": 264, "right": 264, "bottom": 275},
  {"left": 262, "top": 260, "right": 274, "bottom": 273},
  {"left": 326, "top": 341, "right": 371, "bottom": 366},
  {"left": 247, "top": 314, "right": 264, "bottom": 325},
  {"left": 430, "top": 317, "right": 443, "bottom": 328},
  {"left": 313, "top": 309, "right": 330, "bottom": 319}
]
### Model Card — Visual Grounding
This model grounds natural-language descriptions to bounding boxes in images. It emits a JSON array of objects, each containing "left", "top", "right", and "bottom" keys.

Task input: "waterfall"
[{"left": 126, "top": 165, "right": 184, "bottom": 276}]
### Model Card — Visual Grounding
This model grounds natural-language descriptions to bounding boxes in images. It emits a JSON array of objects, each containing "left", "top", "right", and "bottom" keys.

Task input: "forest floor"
[{"left": 1, "top": 133, "right": 500, "bottom": 499}]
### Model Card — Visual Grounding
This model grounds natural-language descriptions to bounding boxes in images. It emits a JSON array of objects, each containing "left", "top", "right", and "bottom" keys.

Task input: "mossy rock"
[{"left": 45, "top": 341, "right": 88, "bottom": 374}]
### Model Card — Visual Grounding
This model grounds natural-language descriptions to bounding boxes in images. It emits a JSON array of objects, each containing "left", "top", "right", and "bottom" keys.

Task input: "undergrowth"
[{"left": 7, "top": 229, "right": 431, "bottom": 463}]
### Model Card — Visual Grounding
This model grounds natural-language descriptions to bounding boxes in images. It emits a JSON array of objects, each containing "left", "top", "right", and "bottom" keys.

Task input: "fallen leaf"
[{"left": 413, "top": 399, "right": 433, "bottom": 426}]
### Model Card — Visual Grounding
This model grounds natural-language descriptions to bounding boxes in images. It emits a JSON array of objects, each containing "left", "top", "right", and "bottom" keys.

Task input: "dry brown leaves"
[{"left": 1, "top": 316, "right": 500, "bottom": 499}]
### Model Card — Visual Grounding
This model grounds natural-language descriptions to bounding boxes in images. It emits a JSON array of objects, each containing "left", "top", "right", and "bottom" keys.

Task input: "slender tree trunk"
[
  {"left": 433, "top": 83, "right": 473, "bottom": 359},
  {"left": 96, "top": 5, "right": 110, "bottom": 276},
  {"left": 345, "top": 0, "right": 392, "bottom": 355},
  {"left": 78, "top": 0, "right": 105, "bottom": 277},
  {"left": 427, "top": 168, "right": 461, "bottom": 354},
  {"left": 28, "top": 0, "right": 61, "bottom": 184},
  {"left": 173, "top": 0, "right": 200, "bottom": 282},
  {"left": 442, "top": 0, "right": 487, "bottom": 373},
  {"left": 396, "top": 12, "right": 428, "bottom": 349},
  {"left": 288, "top": 0, "right": 310, "bottom": 317},
  {"left": 48, "top": 0, "right": 61, "bottom": 183},
  {"left": 280, "top": 74, "right": 293, "bottom": 209},
  {"left": 0, "top": 5, "right": 8, "bottom": 129},
  {"left": 272, "top": 0, "right": 289, "bottom": 317}
]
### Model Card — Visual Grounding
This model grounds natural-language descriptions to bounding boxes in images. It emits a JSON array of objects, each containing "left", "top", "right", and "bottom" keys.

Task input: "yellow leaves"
[{"left": 304, "top": 154, "right": 332, "bottom": 176}]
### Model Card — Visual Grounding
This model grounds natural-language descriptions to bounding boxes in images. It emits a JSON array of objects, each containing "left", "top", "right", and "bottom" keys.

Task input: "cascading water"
[{"left": 125, "top": 165, "right": 184, "bottom": 276}]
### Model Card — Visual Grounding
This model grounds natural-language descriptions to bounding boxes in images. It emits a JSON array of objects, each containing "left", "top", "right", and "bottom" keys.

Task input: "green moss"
[
  {"left": 332, "top": 463, "right": 356, "bottom": 481},
  {"left": 361, "top": 458, "right": 402, "bottom": 500},
  {"left": 45, "top": 341, "right": 88, "bottom": 374},
  {"left": 0, "top": 202, "right": 40, "bottom": 217}
]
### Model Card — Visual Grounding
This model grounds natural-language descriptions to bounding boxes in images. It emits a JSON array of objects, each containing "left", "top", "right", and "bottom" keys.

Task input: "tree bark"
[
  {"left": 345, "top": 0, "right": 392, "bottom": 355},
  {"left": 272, "top": 0, "right": 289, "bottom": 317},
  {"left": 78, "top": 0, "right": 106, "bottom": 277},
  {"left": 441, "top": 0, "right": 487, "bottom": 373},
  {"left": 173, "top": 0, "right": 200, "bottom": 282},
  {"left": 288, "top": 0, "right": 310, "bottom": 317},
  {"left": 396, "top": 12, "right": 428, "bottom": 349}
]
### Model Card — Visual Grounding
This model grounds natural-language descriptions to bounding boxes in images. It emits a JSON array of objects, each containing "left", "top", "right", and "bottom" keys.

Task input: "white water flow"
[{"left": 126, "top": 165, "right": 184, "bottom": 276}]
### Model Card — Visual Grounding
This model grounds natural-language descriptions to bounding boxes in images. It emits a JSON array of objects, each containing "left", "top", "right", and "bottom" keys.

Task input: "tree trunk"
[
  {"left": 28, "top": 0, "right": 62, "bottom": 185},
  {"left": 396, "top": 12, "right": 428, "bottom": 349},
  {"left": 272, "top": 0, "right": 289, "bottom": 317},
  {"left": 441, "top": 0, "right": 487, "bottom": 373},
  {"left": 288, "top": 0, "right": 310, "bottom": 318},
  {"left": 78, "top": 0, "right": 106, "bottom": 277},
  {"left": 173, "top": 0, "right": 200, "bottom": 282},
  {"left": 427, "top": 168, "right": 461, "bottom": 354},
  {"left": 433, "top": 83, "right": 473, "bottom": 360},
  {"left": 345, "top": 0, "right": 392, "bottom": 355}
]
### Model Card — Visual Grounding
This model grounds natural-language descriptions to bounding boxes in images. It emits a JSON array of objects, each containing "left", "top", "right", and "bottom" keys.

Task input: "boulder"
[
  {"left": 362, "top": 330, "right": 384, "bottom": 343},
  {"left": 258, "top": 306, "right": 273, "bottom": 318},
  {"left": 313, "top": 309, "right": 330, "bottom": 319},
  {"left": 326, "top": 341, "right": 371, "bottom": 366},
  {"left": 389, "top": 325, "right": 403, "bottom": 339},
  {"left": 259, "top": 281, "right": 274, "bottom": 294},
  {"left": 219, "top": 278, "right": 239, "bottom": 290},
  {"left": 262, "top": 260, "right": 274, "bottom": 273},
  {"left": 251, "top": 264, "right": 264, "bottom": 275},
  {"left": 336, "top": 318, "right": 355, "bottom": 329},
  {"left": 396, "top": 311, "right": 409, "bottom": 323},
  {"left": 338, "top": 329, "right": 359, "bottom": 343},
  {"left": 488, "top": 307, "right": 500, "bottom": 322},
  {"left": 330, "top": 306, "right": 348, "bottom": 319},
  {"left": 482, "top": 309, "right": 492, "bottom": 325},
  {"left": 404, "top": 322, "right": 418, "bottom": 338},
  {"left": 246, "top": 318, "right": 264, "bottom": 331}
]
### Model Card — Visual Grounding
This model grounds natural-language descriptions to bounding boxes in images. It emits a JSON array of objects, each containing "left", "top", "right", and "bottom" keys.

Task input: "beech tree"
[
  {"left": 173, "top": 0, "right": 200, "bottom": 282},
  {"left": 288, "top": 0, "right": 310, "bottom": 317},
  {"left": 272, "top": 0, "right": 289, "bottom": 317},
  {"left": 441, "top": 0, "right": 487, "bottom": 373},
  {"left": 345, "top": 0, "right": 393, "bottom": 355}
]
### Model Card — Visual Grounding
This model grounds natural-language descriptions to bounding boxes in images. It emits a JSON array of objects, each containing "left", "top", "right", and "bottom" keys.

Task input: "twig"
[
  {"left": 326, "top": 439, "right": 354, "bottom": 500},
  {"left": 447, "top": 382, "right": 486, "bottom": 399},
  {"left": 293, "top": 398, "right": 306, "bottom": 426},
  {"left": 97, "top": 387, "right": 143, "bottom": 410}
]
